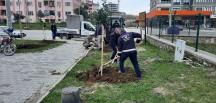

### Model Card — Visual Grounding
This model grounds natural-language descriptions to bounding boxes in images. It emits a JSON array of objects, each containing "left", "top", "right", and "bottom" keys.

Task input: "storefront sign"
[{"left": 139, "top": 12, "right": 146, "bottom": 28}]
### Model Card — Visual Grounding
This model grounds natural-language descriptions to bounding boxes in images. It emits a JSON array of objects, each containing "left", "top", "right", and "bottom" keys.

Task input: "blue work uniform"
[
  {"left": 51, "top": 24, "right": 57, "bottom": 40},
  {"left": 109, "top": 32, "right": 119, "bottom": 60},
  {"left": 118, "top": 32, "right": 142, "bottom": 79}
]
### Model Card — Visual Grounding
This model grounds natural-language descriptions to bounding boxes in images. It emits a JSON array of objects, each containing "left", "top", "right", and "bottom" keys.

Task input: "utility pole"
[
  {"left": 18, "top": 0, "right": 23, "bottom": 39},
  {"left": 169, "top": 0, "right": 173, "bottom": 27},
  {"left": 79, "top": 0, "right": 81, "bottom": 16},
  {"left": 6, "top": 0, "right": 12, "bottom": 28}
]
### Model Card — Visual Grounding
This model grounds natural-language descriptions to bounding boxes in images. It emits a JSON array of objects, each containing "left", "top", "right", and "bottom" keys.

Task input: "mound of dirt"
[{"left": 76, "top": 66, "right": 138, "bottom": 83}]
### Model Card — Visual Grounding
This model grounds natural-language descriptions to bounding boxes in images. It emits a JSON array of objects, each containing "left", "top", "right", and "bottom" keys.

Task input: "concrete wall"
[{"left": 159, "top": 35, "right": 216, "bottom": 44}]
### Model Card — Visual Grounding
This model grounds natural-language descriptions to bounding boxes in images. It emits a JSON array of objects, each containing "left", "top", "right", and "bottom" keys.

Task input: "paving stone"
[{"left": 0, "top": 40, "right": 87, "bottom": 103}]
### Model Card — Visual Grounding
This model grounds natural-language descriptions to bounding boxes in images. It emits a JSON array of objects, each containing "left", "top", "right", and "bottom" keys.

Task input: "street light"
[
  {"left": 195, "top": 13, "right": 202, "bottom": 52},
  {"left": 5, "top": 0, "right": 12, "bottom": 28},
  {"left": 18, "top": 0, "right": 22, "bottom": 33},
  {"left": 169, "top": 0, "right": 173, "bottom": 27},
  {"left": 171, "top": 10, "right": 177, "bottom": 43}
]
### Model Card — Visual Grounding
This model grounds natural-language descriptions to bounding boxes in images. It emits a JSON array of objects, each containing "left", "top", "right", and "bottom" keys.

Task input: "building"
[
  {"left": 86, "top": 0, "right": 99, "bottom": 14},
  {"left": 147, "top": 0, "right": 216, "bottom": 28},
  {"left": 0, "top": 0, "right": 85, "bottom": 23},
  {"left": 107, "top": 2, "right": 119, "bottom": 13}
]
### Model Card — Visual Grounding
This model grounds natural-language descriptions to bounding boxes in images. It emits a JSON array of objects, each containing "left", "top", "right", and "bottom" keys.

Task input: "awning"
[{"left": 146, "top": 10, "right": 212, "bottom": 19}]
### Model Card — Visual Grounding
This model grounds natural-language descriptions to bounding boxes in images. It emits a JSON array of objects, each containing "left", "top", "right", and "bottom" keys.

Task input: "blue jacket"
[
  {"left": 109, "top": 32, "right": 120, "bottom": 49},
  {"left": 118, "top": 32, "right": 141, "bottom": 52},
  {"left": 51, "top": 24, "right": 57, "bottom": 32}
]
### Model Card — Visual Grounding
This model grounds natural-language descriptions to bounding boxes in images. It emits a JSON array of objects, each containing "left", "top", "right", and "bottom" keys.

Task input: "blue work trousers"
[{"left": 119, "top": 51, "right": 141, "bottom": 78}]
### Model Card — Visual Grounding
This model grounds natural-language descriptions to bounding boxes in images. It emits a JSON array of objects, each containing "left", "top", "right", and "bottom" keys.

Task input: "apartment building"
[
  {"left": 107, "top": 2, "right": 119, "bottom": 13},
  {"left": 148, "top": 0, "right": 216, "bottom": 27},
  {"left": 0, "top": 0, "right": 85, "bottom": 23},
  {"left": 86, "top": 0, "right": 99, "bottom": 14}
]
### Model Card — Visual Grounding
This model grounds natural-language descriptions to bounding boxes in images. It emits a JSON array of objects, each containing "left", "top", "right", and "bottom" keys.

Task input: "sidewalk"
[{"left": 0, "top": 40, "right": 87, "bottom": 103}]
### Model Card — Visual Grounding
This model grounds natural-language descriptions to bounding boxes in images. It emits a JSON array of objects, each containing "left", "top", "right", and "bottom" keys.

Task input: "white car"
[{"left": 0, "top": 26, "right": 26, "bottom": 38}]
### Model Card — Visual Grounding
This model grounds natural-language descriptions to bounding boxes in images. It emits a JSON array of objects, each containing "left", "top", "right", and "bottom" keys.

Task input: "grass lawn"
[
  {"left": 41, "top": 43, "right": 216, "bottom": 103},
  {"left": 14, "top": 40, "right": 65, "bottom": 53},
  {"left": 1, "top": 22, "right": 66, "bottom": 30},
  {"left": 187, "top": 43, "right": 216, "bottom": 55}
]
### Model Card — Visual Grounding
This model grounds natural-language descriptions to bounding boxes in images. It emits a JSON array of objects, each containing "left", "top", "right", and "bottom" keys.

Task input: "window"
[
  {"left": 57, "top": 2, "right": 61, "bottom": 7},
  {"left": 173, "top": 7, "right": 181, "bottom": 10},
  {"left": 27, "top": 1, "right": 32, "bottom": 6},
  {"left": 44, "top": 10, "right": 49, "bottom": 16},
  {"left": 16, "top": 11, "right": 22, "bottom": 15},
  {"left": 58, "top": 11, "right": 61, "bottom": 17},
  {"left": 16, "top": 1, "right": 21, "bottom": 6},
  {"left": 196, "top": 7, "right": 202, "bottom": 10},
  {"left": 44, "top": 1, "right": 48, "bottom": 6},
  {"left": 84, "top": 23, "right": 94, "bottom": 31},
  {"left": 28, "top": 11, "right": 34, "bottom": 15},
  {"left": 65, "top": 11, "right": 71, "bottom": 15},
  {"left": 173, "top": 0, "right": 181, "bottom": 5},
  {"left": 38, "top": 2, "right": 42, "bottom": 8},
  {"left": 0, "top": 0, "right": 5, "bottom": 6},
  {"left": 49, "top": 10, "right": 55, "bottom": 16},
  {"left": 49, "top": 1, "right": 55, "bottom": 7},
  {"left": 65, "top": 2, "right": 70, "bottom": 6}
]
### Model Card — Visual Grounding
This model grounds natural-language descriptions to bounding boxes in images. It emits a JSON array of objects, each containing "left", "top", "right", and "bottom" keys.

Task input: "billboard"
[{"left": 139, "top": 12, "right": 146, "bottom": 28}]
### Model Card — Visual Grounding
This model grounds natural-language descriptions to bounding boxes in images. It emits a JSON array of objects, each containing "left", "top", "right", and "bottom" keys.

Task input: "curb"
[{"left": 35, "top": 49, "right": 90, "bottom": 103}]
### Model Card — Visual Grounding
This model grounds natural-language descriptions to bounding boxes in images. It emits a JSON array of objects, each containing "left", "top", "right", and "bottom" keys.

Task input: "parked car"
[
  {"left": 0, "top": 26, "right": 26, "bottom": 38},
  {"left": 187, "top": 25, "right": 196, "bottom": 30},
  {"left": 175, "top": 25, "right": 184, "bottom": 31}
]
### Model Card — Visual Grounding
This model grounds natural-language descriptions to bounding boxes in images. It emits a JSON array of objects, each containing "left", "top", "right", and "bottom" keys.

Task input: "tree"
[
  {"left": 93, "top": 0, "right": 110, "bottom": 24},
  {"left": 13, "top": 13, "right": 25, "bottom": 23},
  {"left": 74, "top": 5, "right": 89, "bottom": 20},
  {"left": 37, "top": 10, "right": 45, "bottom": 20}
]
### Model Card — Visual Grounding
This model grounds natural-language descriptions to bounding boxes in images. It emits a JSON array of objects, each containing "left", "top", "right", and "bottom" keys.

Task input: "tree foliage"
[
  {"left": 13, "top": 13, "right": 25, "bottom": 23},
  {"left": 74, "top": 5, "right": 89, "bottom": 20},
  {"left": 37, "top": 10, "right": 45, "bottom": 19},
  {"left": 92, "top": 0, "right": 110, "bottom": 24}
]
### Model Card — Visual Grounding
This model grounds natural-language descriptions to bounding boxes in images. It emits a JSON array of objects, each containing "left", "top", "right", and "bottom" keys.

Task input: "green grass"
[
  {"left": 1, "top": 22, "right": 66, "bottom": 30},
  {"left": 187, "top": 43, "right": 216, "bottom": 55},
  {"left": 14, "top": 40, "right": 65, "bottom": 53},
  {"left": 41, "top": 43, "right": 216, "bottom": 103}
]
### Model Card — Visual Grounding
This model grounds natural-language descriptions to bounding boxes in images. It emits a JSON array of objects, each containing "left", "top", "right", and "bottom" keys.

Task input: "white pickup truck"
[{"left": 57, "top": 15, "right": 95, "bottom": 39}]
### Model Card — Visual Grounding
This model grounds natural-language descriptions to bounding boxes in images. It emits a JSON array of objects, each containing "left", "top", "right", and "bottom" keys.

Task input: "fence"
[{"left": 147, "top": 16, "right": 216, "bottom": 53}]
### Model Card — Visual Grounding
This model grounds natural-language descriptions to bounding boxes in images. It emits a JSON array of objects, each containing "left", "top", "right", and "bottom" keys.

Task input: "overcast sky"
[{"left": 93, "top": 0, "right": 150, "bottom": 15}]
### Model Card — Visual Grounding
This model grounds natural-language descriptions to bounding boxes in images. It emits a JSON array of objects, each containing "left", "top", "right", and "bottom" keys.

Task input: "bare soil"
[
  {"left": 16, "top": 40, "right": 57, "bottom": 49},
  {"left": 76, "top": 66, "right": 138, "bottom": 84}
]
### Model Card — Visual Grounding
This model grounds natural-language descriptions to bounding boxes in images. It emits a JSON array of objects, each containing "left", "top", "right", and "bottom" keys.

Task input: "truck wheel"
[
  {"left": 59, "top": 34, "right": 63, "bottom": 39},
  {"left": 62, "top": 36, "right": 68, "bottom": 40},
  {"left": 67, "top": 35, "right": 73, "bottom": 40}
]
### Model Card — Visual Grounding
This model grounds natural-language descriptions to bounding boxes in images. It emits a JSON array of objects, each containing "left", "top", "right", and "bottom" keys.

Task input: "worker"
[
  {"left": 109, "top": 28, "right": 120, "bottom": 61},
  {"left": 95, "top": 23, "right": 105, "bottom": 50},
  {"left": 51, "top": 22, "right": 57, "bottom": 40},
  {"left": 112, "top": 20, "right": 120, "bottom": 29},
  {"left": 116, "top": 28, "right": 142, "bottom": 80}
]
